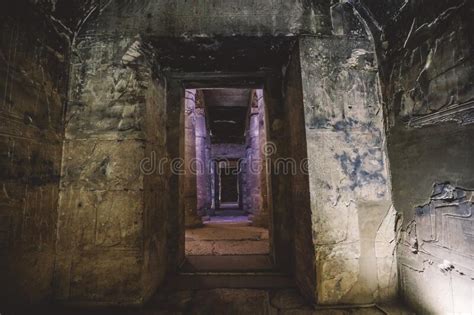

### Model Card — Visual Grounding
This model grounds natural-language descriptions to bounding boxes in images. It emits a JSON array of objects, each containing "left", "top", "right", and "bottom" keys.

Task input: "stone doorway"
[
  {"left": 160, "top": 63, "right": 316, "bottom": 300},
  {"left": 52, "top": 36, "right": 319, "bottom": 304},
  {"left": 217, "top": 160, "right": 240, "bottom": 206},
  {"left": 182, "top": 87, "right": 273, "bottom": 273}
]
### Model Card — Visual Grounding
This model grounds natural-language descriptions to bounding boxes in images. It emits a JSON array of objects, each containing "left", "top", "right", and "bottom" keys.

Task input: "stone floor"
[
  {"left": 3, "top": 217, "right": 414, "bottom": 315},
  {"left": 185, "top": 216, "right": 270, "bottom": 256},
  {"left": 5, "top": 288, "right": 414, "bottom": 315}
]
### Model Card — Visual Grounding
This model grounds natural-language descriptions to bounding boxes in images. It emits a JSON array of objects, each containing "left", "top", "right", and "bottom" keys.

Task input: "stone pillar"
[
  {"left": 246, "top": 105, "right": 262, "bottom": 222},
  {"left": 299, "top": 32, "right": 396, "bottom": 304},
  {"left": 183, "top": 90, "right": 202, "bottom": 228},
  {"left": 248, "top": 90, "right": 269, "bottom": 227},
  {"left": 54, "top": 38, "right": 170, "bottom": 304},
  {"left": 209, "top": 159, "right": 216, "bottom": 215},
  {"left": 194, "top": 91, "right": 211, "bottom": 216},
  {"left": 258, "top": 91, "right": 270, "bottom": 226}
]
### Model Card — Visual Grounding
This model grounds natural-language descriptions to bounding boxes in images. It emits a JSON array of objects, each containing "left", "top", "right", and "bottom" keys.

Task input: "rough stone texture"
[
  {"left": 54, "top": 36, "right": 170, "bottom": 304},
  {"left": 243, "top": 90, "right": 269, "bottom": 227},
  {"left": 0, "top": 1, "right": 68, "bottom": 304},
  {"left": 283, "top": 42, "right": 317, "bottom": 302},
  {"left": 3, "top": 0, "right": 472, "bottom": 311},
  {"left": 373, "top": 1, "right": 474, "bottom": 314},
  {"left": 298, "top": 4, "right": 397, "bottom": 304},
  {"left": 194, "top": 91, "right": 212, "bottom": 216},
  {"left": 182, "top": 90, "right": 202, "bottom": 228},
  {"left": 262, "top": 73, "right": 297, "bottom": 274},
  {"left": 76, "top": 0, "right": 331, "bottom": 39},
  {"left": 398, "top": 184, "right": 474, "bottom": 314}
]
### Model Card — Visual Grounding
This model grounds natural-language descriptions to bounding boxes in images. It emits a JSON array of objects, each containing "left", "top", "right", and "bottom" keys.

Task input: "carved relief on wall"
[{"left": 415, "top": 183, "right": 474, "bottom": 267}]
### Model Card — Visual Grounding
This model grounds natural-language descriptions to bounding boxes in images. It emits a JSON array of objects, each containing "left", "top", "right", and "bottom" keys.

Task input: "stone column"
[
  {"left": 299, "top": 32, "right": 395, "bottom": 304},
  {"left": 183, "top": 90, "right": 202, "bottom": 228},
  {"left": 248, "top": 90, "right": 269, "bottom": 227},
  {"left": 195, "top": 105, "right": 211, "bottom": 217},
  {"left": 55, "top": 38, "right": 171, "bottom": 304},
  {"left": 258, "top": 91, "right": 270, "bottom": 226}
]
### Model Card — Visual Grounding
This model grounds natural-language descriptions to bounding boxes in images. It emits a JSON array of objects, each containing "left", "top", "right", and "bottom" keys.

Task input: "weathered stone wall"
[
  {"left": 54, "top": 37, "right": 169, "bottom": 304},
  {"left": 183, "top": 89, "right": 202, "bottom": 227},
  {"left": 257, "top": 90, "right": 271, "bottom": 229},
  {"left": 375, "top": 1, "right": 474, "bottom": 313},
  {"left": 243, "top": 90, "right": 269, "bottom": 227},
  {"left": 78, "top": 0, "right": 331, "bottom": 39},
  {"left": 283, "top": 42, "right": 317, "bottom": 302},
  {"left": 0, "top": 2, "right": 69, "bottom": 303},
  {"left": 263, "top": 71, "right": 296, "bottom": 273},
  {"left": 142, "top": 76, "right": 170, "bottom": 300},
  {"left": 243, "top": 97, "right": 260, "bottom": 215},
  {"left": 195, "top": 92, "right": 212, "bottom": 217},
  {"left": 298, "top": 2, "right": 397, "bottom": 304},
  {"left": 11, "top": 0, "right": 473, "bottom": 309}
]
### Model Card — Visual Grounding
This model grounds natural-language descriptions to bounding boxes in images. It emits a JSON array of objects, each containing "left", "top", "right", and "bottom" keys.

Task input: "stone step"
[
  {"left": 213, "top": 210, "right": 246, "bottom": 216},
  {"left": 182, "top": 255, "right": 275, "bottom": 272},
  {"left": 167, "top": 272, "right": 295, "bottom": 290}
]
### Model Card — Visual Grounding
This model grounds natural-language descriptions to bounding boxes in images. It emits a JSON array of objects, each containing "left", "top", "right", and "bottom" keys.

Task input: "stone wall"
[
  {"left": 7, "top": 0, "right": 473, "bottom": 310},
  {"left": 0, "top": 2, "right": 69, "bottom": 303},
  {"left": 298, "top": 2, "right": 397, "bottom": 304},
  {"left": 257, "top": 90, "right": 271, "bottom": 230},
  {"left": 376, "top": 0, "right": 474, "bottom": 313},
  {"left": 182, "top": 89, "right": 201, "bottom": 227},
  {"left": 195, "top": 92, "right": 212, "bottom": 217},
  {"left": 54, "top": 37, "right": 169, "bottom": 304},
  {"left": 78, "top": 0, "right": 331, "bottom": 39},
  {"left": 243, "top": 90, "right": 269, "bottom": 227},
  {"left": 283, "top": 42, "right": 316, "bottom": 302}
]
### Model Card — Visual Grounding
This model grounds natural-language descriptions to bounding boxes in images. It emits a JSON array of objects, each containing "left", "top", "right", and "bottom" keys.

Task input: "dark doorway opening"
[
  {"left": 182, "top": 87, "right": 274, "bottom": 274},
  {"left": 218, "top": 161, "right": 240, "bottom": 205},
  {"left": 153, "top": 36, "right": 312, "bottom": 296}
]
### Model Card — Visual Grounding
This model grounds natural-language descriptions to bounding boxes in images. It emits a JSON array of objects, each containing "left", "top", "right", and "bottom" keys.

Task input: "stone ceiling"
[{"left": 202, "top": 89, "right": 251, "bottom": 144}]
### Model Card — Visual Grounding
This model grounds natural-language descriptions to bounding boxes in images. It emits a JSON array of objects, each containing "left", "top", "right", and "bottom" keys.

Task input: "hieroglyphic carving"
[
  {"left": 415, "top": 183, "right": 474, "bottom": 268},
  {"left": 409, "top": 100, "right": 474, "bottom": 128}
]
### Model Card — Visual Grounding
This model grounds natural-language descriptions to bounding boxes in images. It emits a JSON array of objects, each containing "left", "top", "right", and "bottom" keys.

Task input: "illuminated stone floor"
[{"left": 185, "top": 216, "right": 270, "bottom": 256}]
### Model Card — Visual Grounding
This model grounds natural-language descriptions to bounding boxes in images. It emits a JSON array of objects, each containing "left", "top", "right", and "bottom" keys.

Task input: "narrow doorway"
[
  {"left": 182, "top": 88, "right": 272, "bottom": 272},
  {"left": 217, "top": 160, "right": 240, "bottom": 208}
]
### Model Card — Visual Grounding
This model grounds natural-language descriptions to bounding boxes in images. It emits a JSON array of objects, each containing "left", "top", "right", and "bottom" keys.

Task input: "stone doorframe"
[{"left": 163, "top": 71, "right": 315, "bottom": 292}]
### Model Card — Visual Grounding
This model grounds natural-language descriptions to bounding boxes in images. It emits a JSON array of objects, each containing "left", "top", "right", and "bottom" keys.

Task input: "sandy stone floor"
[{"left": 185, "top": 216, "right": 270, "bottom": 256}]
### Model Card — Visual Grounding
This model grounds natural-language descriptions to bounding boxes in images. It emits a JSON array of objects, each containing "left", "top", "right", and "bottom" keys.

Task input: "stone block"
[
  {"left": 69, "top": 250, "right": 142, "bottom": 303},
  {"left": 318, "top": 256, "right": 360, "bottom": 304},
  {"left": 65, "top": 62, "right": 147, "bottom": 140},
  {"left": 57, "top": 189, "right": 143, "bottom": 250},
  {"left": 61, "top": 139, "right": 145, "bottom": 191}
]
